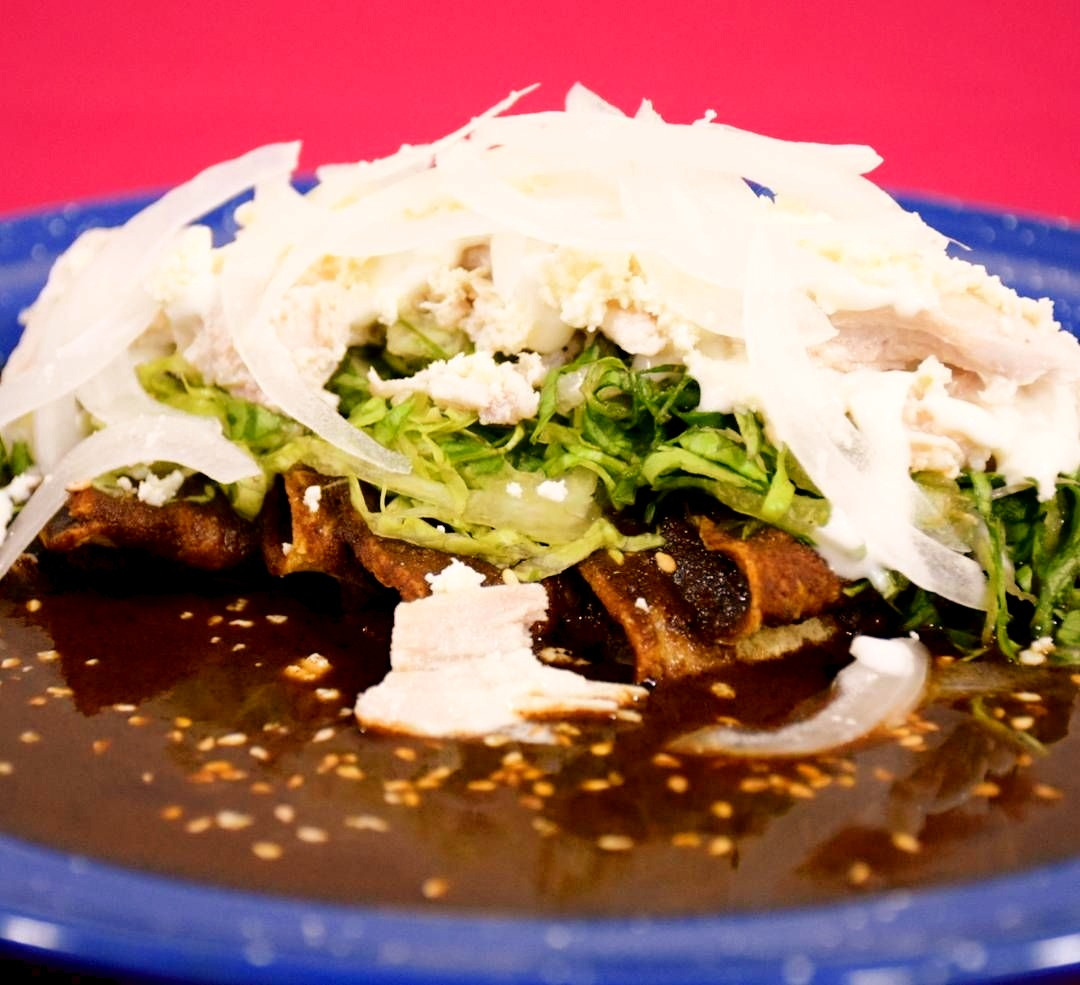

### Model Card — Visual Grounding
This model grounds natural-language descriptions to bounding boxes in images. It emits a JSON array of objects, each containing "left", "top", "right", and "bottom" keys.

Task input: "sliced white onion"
[
  {"left": 0, "top": 142, "right": 300, "bottom": 430},
  {"left": 312, "top": 85, "right": 538, "bottom": 206},
  {"left": 667, "top": 636, "right": 930, "bottom": 757},
  {"left": 740, "top": 229, "right": 988, "bottom": 609},
  {"left": 0, "top": 415, "right": 260, "bottom": 580}
]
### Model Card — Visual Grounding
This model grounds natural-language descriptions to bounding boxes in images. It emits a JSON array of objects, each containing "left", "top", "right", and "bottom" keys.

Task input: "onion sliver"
[
  {"left": 667, "top": 636, "right": 930, "bottom": 758},
  {"left": 0, "top": 415, "right": 260, "bottom": 580},
  {"left": 0, "top": 142, "right": 300, "bottom": 431}
]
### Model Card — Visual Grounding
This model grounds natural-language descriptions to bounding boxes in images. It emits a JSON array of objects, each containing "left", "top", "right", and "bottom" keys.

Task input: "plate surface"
[{"left": 1, "top": 192, "right": 1079, "bottom": 985}]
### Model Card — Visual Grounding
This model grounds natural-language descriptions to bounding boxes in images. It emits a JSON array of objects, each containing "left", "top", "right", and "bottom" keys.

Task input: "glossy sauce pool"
[{"left": 0, "top": 574, "right": 1078, "bottom": 916}]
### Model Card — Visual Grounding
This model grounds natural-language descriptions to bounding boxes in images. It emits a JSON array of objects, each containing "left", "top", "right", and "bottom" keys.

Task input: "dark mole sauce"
[{"left": 1, "top": 571, "right": 1079, "bottom": 916}]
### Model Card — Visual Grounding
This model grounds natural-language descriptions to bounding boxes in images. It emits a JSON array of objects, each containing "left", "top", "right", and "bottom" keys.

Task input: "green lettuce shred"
[{"left": 135, "top": 344, "right": 1080, "bottom": 661}]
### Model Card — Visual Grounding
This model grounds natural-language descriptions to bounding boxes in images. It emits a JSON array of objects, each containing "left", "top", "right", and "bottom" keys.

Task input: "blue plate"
[{"left": 1, "top": 192, "right": 1079, "bottom": 985}]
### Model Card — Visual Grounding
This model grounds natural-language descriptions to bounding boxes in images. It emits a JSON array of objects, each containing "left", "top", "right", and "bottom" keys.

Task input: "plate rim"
[{"left": 1, "top": 191, "right": 1079, "bottom": 985}]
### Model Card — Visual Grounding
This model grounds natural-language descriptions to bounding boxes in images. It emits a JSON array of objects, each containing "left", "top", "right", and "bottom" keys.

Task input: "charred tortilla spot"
[{"left": 694, "top": 517, "right": 846, "bottom": 636}]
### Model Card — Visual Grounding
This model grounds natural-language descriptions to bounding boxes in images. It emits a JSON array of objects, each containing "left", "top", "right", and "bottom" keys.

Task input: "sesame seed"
[
  {"left": 1010, "top": 716, "right": 1035, "bottom": 731},
  {"left": 709, "top": 681, "right": 736, "bottom": 699},
  {"left": 19, "top": 730, "right": 41, "bottom": 744},
  {"left": 0, "top": 762, "right": 13, "bottom": 776},
  {"left": 185, "top": 816, "right": 213, "bottom": 834},
  {"left": 531, "top": 817, "right": 560, "bottom": 837},
  {"left": 898, "top": 735, "right": 926, "bottom": 749},
  {"left": 179, "top": 611, "right": 194, "bottom": 620},
  {"left": 651, "top": 753, "right": 681, "bottom": 769},
  {"left": 335, "top": 765, "right": 365, "bottom": 781},
  {"left": 872, "top": 767, "right": 895, "bottom": 782},
  {"left": 160, "top": 805, "right": 183, "bottom": 821},
  {"left": 654, "top": 551, "right": 677, "bottom": 574},
  {"left": 710, "top": 800, "right": 733, "bottom": 819},
  {"left": 421, "top": 877, "right": 450, "bottom": 900},
  {"left": 1, "top": 658, "right": 20, "bottom": 670},
  {"left": 297, "top": 826, "right": 329, "bottom": 844},
  {"left": 128, "top": 715, "right": 150, "bottom": 727},
  {"left": 231, "top": 643, "right": 247, "bottom": 653},
  {"left": 848, "top": 860, "right": 872, "bottom": 886},
  {"left": 274, "top": 805, "right": 296, "bottom": 824},
  {"left": 312, "top": 727, "right": 336, "bottom": 743},
  {"left": 467, "top": 780, "right": 497, "bottom": 792},
  {"left": 28, "top": 696, "right": 46, "bottom": 707},
  {"left": 1034, "top": 783, "right": 1064, "bottom": 801},
  {"left": 345, "top": 814, "right": 389, "bottom": 833},
  {"left": 666, "top": 775, "right": 689, "bottom": 794},
  {"left": 1011, "top": 691, "right": 1043, "bottom": 703},
  {"left": 207, "top": 615, "right": 223, "bottom": 626},
  {"left": 394, "top": 747, "right": 418, "bottom": 762},
  {"left": 739, "top": 777, "right": 770, "bottom": 793},
  {"left": 229, "top": 619, "right": 255, "bottom": 629},
  {"left": 589, "top": 741, "right": 614, "bottom": 757},
  {"left": 216, "top": 810, "right": 254, "bottom": 831},
  {"left": 174, "top": 716, "right": 193, "bottom": 728},
  {"left": 266, "top": 614, "right": 289, "bottom": 625},
  {"left": 974, "top": 782, "right": 1001, "bottom": 798},
  {"left": 92, "top": 739, "right": 111, "bottom": 755},
  {"left": 580, "top": 778, "right": 611, "bottom": 793},
  {"left": 283, "top": 653, "right": 332, "bottom": 683},
  {"left": 891, "top": 832, "right": 922, "bottom": 854},
  {"left": 217, "top": 732, "right": 248, "bottom": 747},
  {"left": 25, "top": 598, "right": 42, "bottom": 613},
  {"left": 707, "top": 835, "right": 734, "bottom": 857},
  {"left": 112, "top": 703, "right": 136, "bottom": 713},
  {"left": 249, "top": 746, "right": 270, "bottom": 762},
  {"left": 788, "top": 782, "right": 815, "bottom": 800},
  {"left": 532, "top": 780, "right": 555, "bottom": 798},
  {"left": 141, "top": 772, "right": 154, "bottom": 784},
  {"left": 315, "top": 688, "right": 342, "bottom": 703},
  {"left": 671, "top": 832, "right": 702, "bottom": 848},
  {"left": 35, "top": 649, "right": 59, "bottom": 663},
  {"left": 596, "top": 834, "right": 634, "bottom": 852},
  {"left": 252, "top": 841, "right": 283, "bottom": 861}
]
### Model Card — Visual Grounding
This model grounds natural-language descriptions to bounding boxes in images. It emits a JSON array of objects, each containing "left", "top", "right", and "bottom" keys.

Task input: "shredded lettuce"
[
  {"left": 0, "top": 436, "right": 32, "bottom": 488},
  {"left": 890, "top": 470, "right": 1080, "bottom": 665},
  {"left": 136, "top": 345, "right": 1080, "bottom": 661}
]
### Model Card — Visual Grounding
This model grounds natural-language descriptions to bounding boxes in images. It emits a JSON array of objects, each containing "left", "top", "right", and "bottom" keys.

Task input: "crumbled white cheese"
[
  {"left": 634, "top": 597, "right": 650, "bottom": 612},
  {"left": 505, "top": 481, "right": 524, "bottom": 499},
  {"left": 281, "top": 542, "right": 293, "bottom": 556},
  {"left": 536, "top": 479, "right": 568, "bottom": 503},
  {"left": 136, "top": 469, "right": 185, "bottom": 508},
  {"left": 368, "top": 351, "right": 547, "bottom": 425},
  {"left": 302, "top": 484, "right": 322, "bottom": 514},
  {"left": 424, "top": 557, "right": 486, "bottom": 594},
  {"left": 1019, "top": 635, "right": 1055, "bottom": 666},
  {"left": 0, "top": 472, "right": 41, "bottom": 545}
]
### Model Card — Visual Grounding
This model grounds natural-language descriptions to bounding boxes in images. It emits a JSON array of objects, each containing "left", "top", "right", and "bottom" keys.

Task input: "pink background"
[{"left": 3, "top": 0, "right": 1078, "bottom": 221}]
